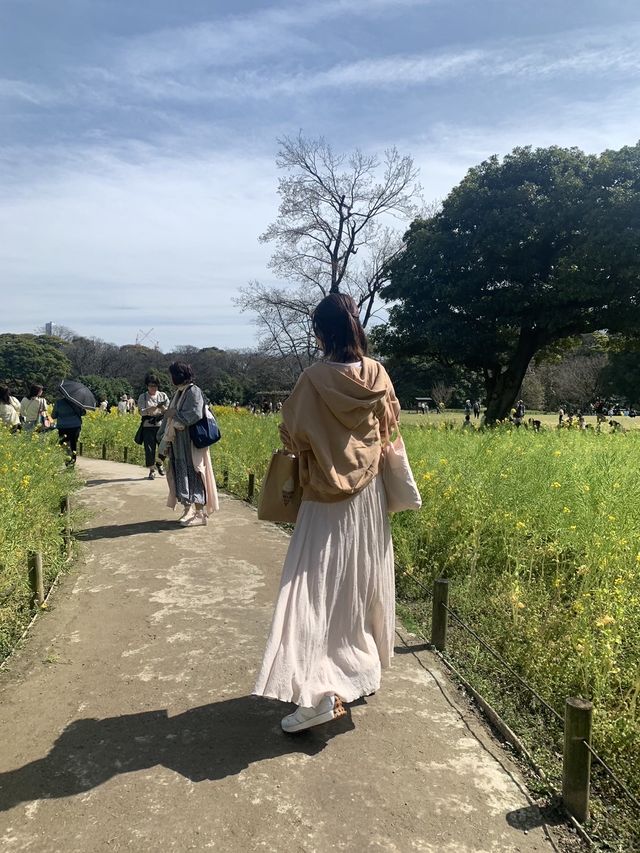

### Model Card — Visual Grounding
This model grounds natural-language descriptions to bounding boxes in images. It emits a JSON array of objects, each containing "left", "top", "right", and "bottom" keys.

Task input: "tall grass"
[
  {"left": 396, "top": 425, "right": 640, "bottom": 812},
  {"left": 0, "top": 428, "right": 79, "bottom": 658}
]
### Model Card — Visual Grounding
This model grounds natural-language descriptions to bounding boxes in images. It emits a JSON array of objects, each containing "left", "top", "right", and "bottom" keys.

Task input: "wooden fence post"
[
  {"left": 28, "top": 551, "right": 45, "bottom": 607},
  {"left": 60, "top": 496, "right": 72, "bottom": 553},
  {"left": 563, "top": 697, "right": 593, "bottom": 824},
  {"left": 247, "top": 473, "right": 255, "bottom": 502},
  {"left": 123, "top": 446, "right": 128, "bottom": 463},
  {"left": 223, "top": 470, "right": 229, "bottom": 489},
  {"left": 431, "top": 578, "right": 450, "bottom": 652},
  {"left": 78, "top": 441, "right": 83, "bottom": 456},
  {"left": 101, "top": 443, "right": 107, "bottom": 460}
]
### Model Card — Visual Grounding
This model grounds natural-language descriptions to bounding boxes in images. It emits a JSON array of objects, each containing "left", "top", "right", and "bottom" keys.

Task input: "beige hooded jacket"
[{"left": 281, "top": 357, "right": 401, "bottom": 503}]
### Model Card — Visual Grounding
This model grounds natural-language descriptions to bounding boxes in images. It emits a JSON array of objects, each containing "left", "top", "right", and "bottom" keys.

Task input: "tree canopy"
[
  {"left": 380, "top": 143, "right": 640, "bottom": 421},
  {"left": 0, "top": 334, "right": 71, "bottom": 396}
]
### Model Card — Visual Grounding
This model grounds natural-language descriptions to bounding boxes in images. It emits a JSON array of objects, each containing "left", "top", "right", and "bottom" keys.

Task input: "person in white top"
[
  {"left": 117, "top": 394, "right": 128, "bottom": 415},
  {"left": 0, "top": 386, "right": 21, "bottom": 430},
  {"left": 137, "top": 374, "right": 170, "bottom": 479},
  {"left": 20, "top": 384, "right": 47, "bottom": 431}
]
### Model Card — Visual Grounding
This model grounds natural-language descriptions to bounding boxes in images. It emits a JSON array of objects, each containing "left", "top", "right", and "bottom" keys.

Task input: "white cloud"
[{"left": 0, "top": 146, "right": 279, "bottom": 348}]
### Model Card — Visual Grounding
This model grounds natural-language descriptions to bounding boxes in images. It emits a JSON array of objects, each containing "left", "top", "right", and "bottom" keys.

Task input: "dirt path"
[{"left": 0, "top": 458, "right": 568, "bottom": 852}]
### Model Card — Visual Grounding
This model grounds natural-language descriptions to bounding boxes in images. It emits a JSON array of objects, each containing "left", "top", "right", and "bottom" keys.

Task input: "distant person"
[
  {"left": 161, "top": 362, "right": 218, "bottom": 527},
  {"left": 558, "top": 407, "right": 565, "bottom": 427},
  {"left": 464, "top": 399, "right": 472, "bottom": 417},
  {"left": 0, "top": 386, "right": 21, "bottom": 431},
  {"left": 462, "top": 413, "right": 473, "bottom": 429},
  {"left": 98, "top": 398, "right": 108, "bottom": 413},
  {"left": 473, "top": 400, "right": 481, "bottom": 419},
  {"left": 52, "top": 392, "right": 85, "bottom": 466},
  {"left": 20, "top": 384, "right": 48, "bottom": 432},
  {"left": 137, "top": 374, "right": 169, "bottom": 480},
  {"left": 117, "top": 394, "right": 128, "bottom": 415}
]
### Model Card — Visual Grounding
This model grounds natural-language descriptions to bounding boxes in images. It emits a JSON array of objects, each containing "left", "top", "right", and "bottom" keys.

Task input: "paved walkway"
[{"left": 0, "top": 458, "right": 567, "bottom": 852}]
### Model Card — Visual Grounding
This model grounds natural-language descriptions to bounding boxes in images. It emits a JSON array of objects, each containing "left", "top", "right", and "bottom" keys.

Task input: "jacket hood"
[{"left": 304, "top": 358, "right": 388, "bottom": 429}]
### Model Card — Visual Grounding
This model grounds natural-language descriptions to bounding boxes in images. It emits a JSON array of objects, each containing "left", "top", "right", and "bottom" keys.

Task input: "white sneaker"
[
  {"left": 281, "top": 695, "right": 346, "bottom": 733},
  {"left": 181, "top": 511, "right": 207, "bottom": 527}
]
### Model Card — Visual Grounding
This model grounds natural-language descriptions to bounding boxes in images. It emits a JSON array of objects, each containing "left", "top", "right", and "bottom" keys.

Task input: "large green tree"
[
  {"left": 381, "top": 144, "right": 640, "bottom": 422},
  {"left": 0, "top": 334, "right": 71, "bottom": 396}
]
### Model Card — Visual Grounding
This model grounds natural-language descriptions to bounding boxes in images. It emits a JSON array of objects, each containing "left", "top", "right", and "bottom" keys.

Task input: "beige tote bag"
[
  {"left": 381, "top": 423, "right": 422, "bottom": 513},
  {"left": 257, "top": 449, "right": 302, "bottom": 524}
]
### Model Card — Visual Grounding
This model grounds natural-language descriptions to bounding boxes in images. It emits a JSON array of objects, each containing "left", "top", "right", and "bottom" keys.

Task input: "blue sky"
[{"left": 1, "top": 0, "right": 639, "bottom": 351}]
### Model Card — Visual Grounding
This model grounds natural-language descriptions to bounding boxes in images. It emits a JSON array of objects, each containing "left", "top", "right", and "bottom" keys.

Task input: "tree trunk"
[{"left": 484, "top": 331, "right": 539, "bottom": 424}]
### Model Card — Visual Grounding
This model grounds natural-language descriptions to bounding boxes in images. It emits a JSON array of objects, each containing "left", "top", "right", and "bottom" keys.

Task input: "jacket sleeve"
[
  {"left": 174, "top": 385, "right": 204, "bottom": 428},
  {"left": 379, "top": 369, "right": 401, "bottom": 443},
  {"left": 280, "top": 373, "right": 311, "bottom": 454}
]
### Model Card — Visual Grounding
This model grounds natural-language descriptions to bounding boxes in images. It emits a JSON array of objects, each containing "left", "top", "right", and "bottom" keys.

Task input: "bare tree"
[
  {"left": 238, "top": 133, "right": 421, "bottom": 361},
  {"left": 431, "top": 381, "right": 454, "bottom": 408}
]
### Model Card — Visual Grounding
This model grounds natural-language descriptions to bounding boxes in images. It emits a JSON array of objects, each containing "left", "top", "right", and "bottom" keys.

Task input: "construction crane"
[{"left": 135, "top": 328, "right": 159, "bottom": 349}]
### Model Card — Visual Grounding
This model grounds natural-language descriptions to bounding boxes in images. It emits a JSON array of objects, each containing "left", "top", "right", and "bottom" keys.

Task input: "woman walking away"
[
  {"left": 253, "top": 293, "right": 401, "bottom": 733},
  {"left": 20, "top": 384, "right": 47, "bottom": 432},
  {"left": 162, "top": 362, "right": 218, "bottom": 527},
  {"left": 52, "top": 391, "right": 85, "bottom": 466},
  {"left": 0, "top": 386, "right": 21, "bottom": 431},
  {"left": 137, "top": 374, "right": 169, "bottom": 480}
]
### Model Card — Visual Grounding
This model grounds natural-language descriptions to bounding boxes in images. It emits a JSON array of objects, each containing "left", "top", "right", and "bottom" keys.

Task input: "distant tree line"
[
  {"left": 0, "top": 331, "right": 301, "bottom": 407},
  {"left": 1, "top": 327, "right": 637, "bottom": 413}
]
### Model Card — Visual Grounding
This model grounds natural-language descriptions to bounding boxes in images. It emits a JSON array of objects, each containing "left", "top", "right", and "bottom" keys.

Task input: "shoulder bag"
[{"left": 189, "top": 400, "right": 221, "bottom": 448}]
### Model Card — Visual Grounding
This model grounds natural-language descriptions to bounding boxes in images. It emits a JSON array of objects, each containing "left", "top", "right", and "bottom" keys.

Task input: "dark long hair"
[
  {"left": 28, "top": 384, "right": 44, "bottom": 399},
  {"left": 312, "top": 293, "right": 367, "bottom": 363},
  {"left": 0, "top": 386, "right": 10, "bottom": 405}
]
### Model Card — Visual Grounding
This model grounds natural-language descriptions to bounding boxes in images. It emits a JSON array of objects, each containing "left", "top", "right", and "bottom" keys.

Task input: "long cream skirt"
[{"left": 253, "top": 475, "right": 395, "bottom": 708}]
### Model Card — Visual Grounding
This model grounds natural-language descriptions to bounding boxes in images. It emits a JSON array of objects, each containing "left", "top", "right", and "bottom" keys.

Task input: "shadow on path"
[
  {"left": 84, "top": 478, "right": 145, "bottom": 487},
  {"left": 0, "top": 696, "right": 354, "bottom": 812},
  {"left": 506, "top": 801, "right": 566, "bottom": 831},
  {"left": 78, "top": 520, "right": 180, "bottom": 541}
]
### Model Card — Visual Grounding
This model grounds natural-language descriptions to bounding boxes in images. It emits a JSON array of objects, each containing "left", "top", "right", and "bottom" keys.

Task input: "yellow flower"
[
  {"left": 608, "top": 514, "right": 616, "bottom": 522},
  {"left": 439, "top": 458, "right": 448, "bottom": 466},
  {"left": 515, "top": 521, "right": 526, "bottom": 529},
  {"left": 551, "top": 481, "right": 561, "bottom": 489},
  {"left": 595, "top": 615, "right": 615, "bottom": 628},
  {"left": 562, "top": 506, "right": 571, "bottom": 514},
  {"left": 583, "top": 484, "right": 590, "bottom": 492},
  {"left": 553, "top": 450, "right": 562, "bottom": 457}
]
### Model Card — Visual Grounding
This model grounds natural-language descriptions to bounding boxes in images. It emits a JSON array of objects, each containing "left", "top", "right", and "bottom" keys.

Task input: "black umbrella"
[{"left": 59, "top": 380, "right": 97, "bottom": 412}]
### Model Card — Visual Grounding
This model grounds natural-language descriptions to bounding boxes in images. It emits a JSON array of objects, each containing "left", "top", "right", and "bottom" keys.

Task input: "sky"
[{"left": 1, "top": 0, "right": 639, "bottom": 351}]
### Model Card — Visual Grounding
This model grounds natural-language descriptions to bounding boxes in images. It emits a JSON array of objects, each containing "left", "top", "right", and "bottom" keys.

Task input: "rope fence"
[{"left": 400, "top": 569, "right": 640, "bottom": 828}]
